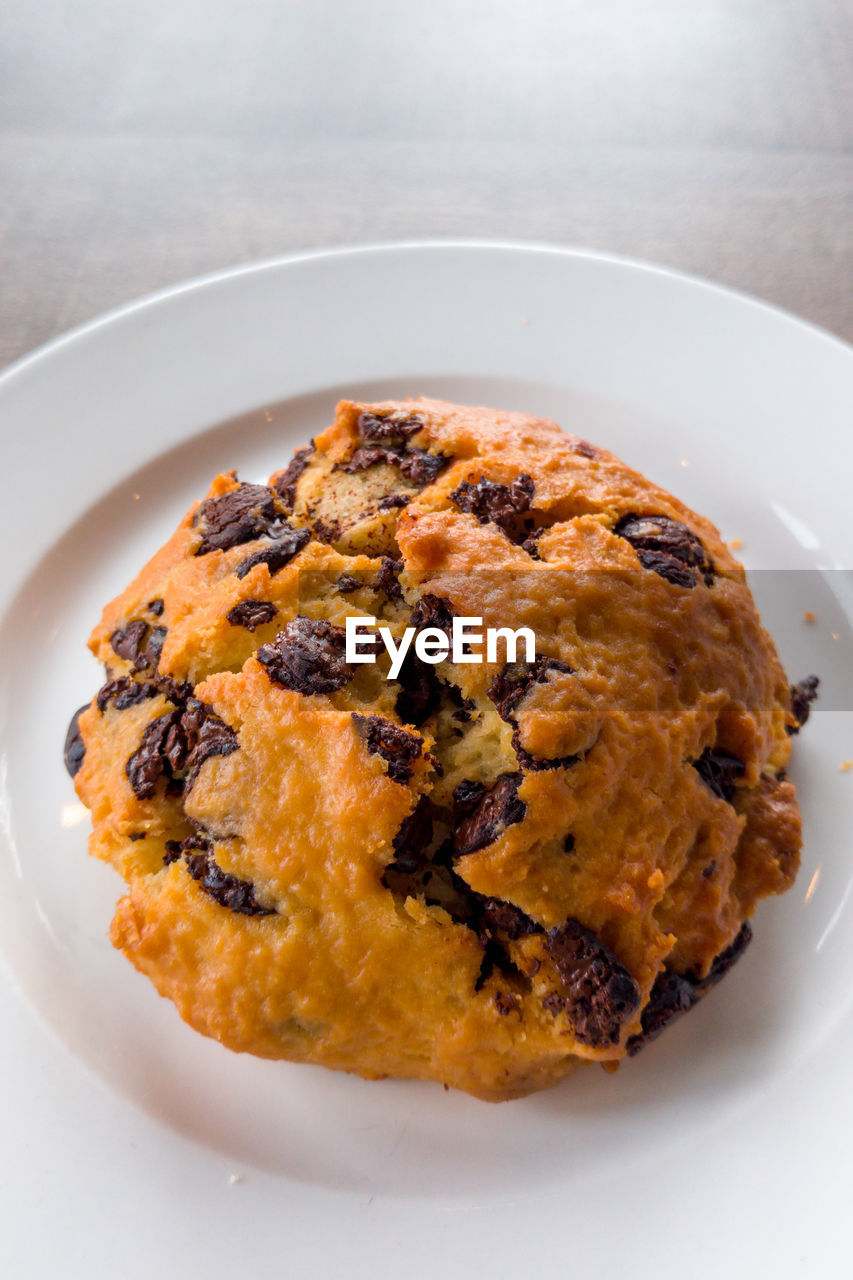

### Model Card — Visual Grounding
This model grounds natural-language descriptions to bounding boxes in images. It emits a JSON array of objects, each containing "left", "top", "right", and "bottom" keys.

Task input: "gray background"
[{"left": 2, "top": 0, "right": 852, "bottom": 370}]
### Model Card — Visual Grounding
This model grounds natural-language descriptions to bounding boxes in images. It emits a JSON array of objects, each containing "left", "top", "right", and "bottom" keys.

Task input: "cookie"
[{"left": 65, "top": 397, "right": 814, "bottom": 1100}]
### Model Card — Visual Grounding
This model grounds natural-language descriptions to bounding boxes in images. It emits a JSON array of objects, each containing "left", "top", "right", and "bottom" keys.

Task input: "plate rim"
[{"left": 3, "top": 236, "right": 852, "bottom": 392}]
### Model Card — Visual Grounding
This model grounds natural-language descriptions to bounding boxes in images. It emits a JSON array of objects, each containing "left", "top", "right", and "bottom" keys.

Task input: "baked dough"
[{"left": 64, "top": 397, "right": 815, "bottom": 1100}]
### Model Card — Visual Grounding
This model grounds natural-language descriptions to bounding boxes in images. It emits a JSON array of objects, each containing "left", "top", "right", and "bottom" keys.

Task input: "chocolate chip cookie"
[{"left": 65, "top": 397, "right": 815, "bottom": 1100}]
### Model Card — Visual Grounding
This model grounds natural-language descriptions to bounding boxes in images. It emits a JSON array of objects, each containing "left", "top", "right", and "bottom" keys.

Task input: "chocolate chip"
[
  {"left": 453, "top": 773, "right": 526, "bottom": 857},
  {"left": 357, "top": 410, "right": 424, "bottom": 443},
  {"left": 336, "top": 573, "right": 362, "bottom": 594},
  {"left": 488, "top": 657, "right": 579, "bottom": 771},
  {"left": 129, "top": 832, "right": 146, "bottom": 841},
  {"left": 488, "top": 656, "right": 573, "bottom": 722},
  {"left": 194, "top": 483, "right": 286, "bottom": 555},
  {"left": 395, "top": 656, "right": 441, "bottom": 726},
  {"left": 520, "top": 527, "right": 544, "bottom": 559},
  {"left": 494, "top": 991, "right": 520, "bottom": 1016},
  {"left": 571, "top": 440, "right": 598, "bottom": 459},
  {"left": 563, "top": 833, "right": 575, "bottom": 853},
  {"left": 393, "top": 595, "right": 454, "bottom": 725},
  {"left": 342, "top": 443, "right": 449, "bottom": 486},
  {"left": 352, "top": 714, "right": 423, "bottom": 784},
  {"left": 377, "top": 493, "right": 411, "bottom": 511},
  {"left": 311, "top": 517, "right": 341, "bottom": 544},
  {"left": 147, "top": 598, "right": 165, "bottom": 616},
  {"left": 273, "top": 444, "right": 314, "bottom": 507},
  {"left": 625, "top": 972, "right": 693, "bottom": 1055},
  {"left": 126, "top": 711, "right": 179, "bottom": 799},
  {"left": 692, "top": 747, "right": 745, "bottom": 803},
  {"left": 109, "top": 620, "right": 150, "bottom": 665},
  {"left": 387, "top": 795, "right": 434, "bottom": 874},
  {"left": 97, "top": 676, "right": 158, "bottom": 713},
  {"left": 166, "top": 835, "right": 274, "bottom": 916},
  {"left": 226, "top": 599, "right": 278, "bottom": 632},
  {"left": 109, "top": 620, "right": 167, "bottom": 672},
  {"left": 613, "top": 513, "right": 714, "bottom": 588},
  {"left": 374, "top": 555, "right": 403, "bottom": 600},
  {"left": 146, "top": 626, "right": 167, "bottom": 669},
  {"left": 410, "top": 594, "right": 455, "bottom": 636},
  {"left": 180, "top": 701, "right": 240, "bottom": 793},
  {"left": 256, "top": 616, "right": 352, "bottom": 695},
  {"left": 63, "top": 705, "right": 88, "bottom": 777},
  {"left": 234, "top": 526, "right": 311, "bottom": 579},
  {"left": 627, "top": 921, "right": 752, "bottom": 1056},
  {"left": 125, "top": 700, "right": 238, "bottom": 800},
  {"left": 395, "top": 449, "right": 448, "bottom": 486},
  {"left": 453, "top": 778, "right": 486, "bottom": 813},
  {"left": 545, "top": 919, "right": 640, "bottom": 1048},
  {"left": 480, "top": 897, "right": 541, "bottom": 940},
  {"left": 450, "top": 473, "right": 535, "bottom": 537},
  {"left": 340, "top": 445, "right": 390, "bottom": 473},
  {"left": 788, "top": 674, "right": 820, "bottom": 733},
  {"left": 97, "top": 673, "right": 192, "bottom": 714}
]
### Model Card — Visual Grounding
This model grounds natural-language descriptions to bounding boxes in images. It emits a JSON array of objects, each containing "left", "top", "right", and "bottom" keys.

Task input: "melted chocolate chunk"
[
  {"left": 63, "top": 705, "right": 88, "bottom": 777},
  {"left": 788, "top": 674, "right": 820, "bottom": 733},
  {"left": 377, "top": 493, "right": 410, "bottom": 511},
  {"left": 110, "top": 619, "right": 149, "bottom": 665},
  {"left": 109, "top": 619, "right": 167, "bottom": 672},
  {"left": 395, "top": 449, "right": 448, "bottom": 485},
  {"left": 180, "top": 701, "right": 240, "bottom": 792},
  {"left": 342, "top": 443, "right": 449, "bottom": 486},
  {"left": 453, "top": 778, "right": 486, "bottom": 813},
  {"left": 336, "top": 573, "right": 362, "bottom": 594},
  {"left": 480, "top": 897, "right": 541, "bottom": 940},
  {"left": 488, "top": 657, "right": 579, "bottom": 771},
  {"left": 453, "top": 773, "right": 526, "bottom": 857},
  {"left": 273, "top": 444, "right": 314, "bottom": 507},
  {"left": 388, "top": 795, "right": 434, "bottom": 874},
  {"left": 257, "top": 617, "right": 352, "bottom": 695},
  {"left": 410, "top": 594, "right": 455, "bottom": 636},
  {"left": 450, "top": 473, "right": 535, "bottom": 536},
  {"left": 374, "top": 555, "right": 403, "bottom": 600},
  {"left": 125, "top": 699, "right": 238, "bottom": 799},
  {"left": 545, "top": 919, "right": 640, "bottom": 1048},
  {"left": 97, "top": 673, "right": 191, "bottom": 714},
  {"left": 395, "top": 655, "right": 441, "bottom": 726},
  {"left": 692, "top": 747, "right": 745, "bottom": 803},
  {"left": 627, "top": 921, "right": 752, "bottom": 1056},
  {"left": 226, "top": 599, "right": 278, "bottom": 632},
  {"left": 625, "top": 971, "right": 693, "bottom": 1055},
  {"left": 613, "top": 513, "right": 714, "bottom": 589},
  {"left": 393, "top": 595, "right": 455, "bottom": 725},
  {"left": 234, "top": 526, "right": 310, "bottom": 579},
  {"left": 165, "top": 835, "right": 274, "bottom": 916},
  {"left": 147, "top": 598, "right": 165, "bottom": 616},
  {"left": 126, "top": 711, "right": 179, "bottom": 799},
  {"left": 353, "top": 714, "right": 423, "bottom": 784},
  {"left": 488, "top": 656, "right": 573, "bottom": 722},
  {"left": 521, "top": 527, "right": 544, "bottom": 559},
  {"left": 97, "top": 676, "right": 158, "bottom": 713},
  {"left": 194, "top": 483, "right": 285, "bottom": 555},
  {"left": 357, "top": 409, "right": 424, "bottom": 443},
  {"left": 311, "top": 517, "right": 341, "bottom": 545}
]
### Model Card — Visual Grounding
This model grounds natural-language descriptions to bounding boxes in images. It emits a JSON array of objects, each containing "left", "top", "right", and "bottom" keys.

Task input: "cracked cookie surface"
[{"left": 66, "top": 396, "right": 812, "bottom": 1101}]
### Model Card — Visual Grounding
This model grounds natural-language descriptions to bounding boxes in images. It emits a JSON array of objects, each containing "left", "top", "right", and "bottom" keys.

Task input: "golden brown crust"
[{"left": 69, "top": 396, "right": 806, "bottom": 1101}]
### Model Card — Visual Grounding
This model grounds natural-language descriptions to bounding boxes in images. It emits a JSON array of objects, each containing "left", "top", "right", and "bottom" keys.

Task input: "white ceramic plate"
[{"left": 1, "top": 242, "right": 851, "bottom": 1277}]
